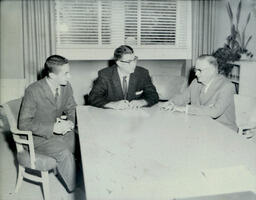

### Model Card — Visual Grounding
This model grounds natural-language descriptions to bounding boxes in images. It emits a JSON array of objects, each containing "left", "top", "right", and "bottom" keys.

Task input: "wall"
[
  {"left": 214, "top": 0, "right": 256, "bottom": 56},
  {"left": 0, "top": 0, "right": 25, "bottom": 104},
  {"left": 0, "top": 0, "right": 24, "bottom": 79}
]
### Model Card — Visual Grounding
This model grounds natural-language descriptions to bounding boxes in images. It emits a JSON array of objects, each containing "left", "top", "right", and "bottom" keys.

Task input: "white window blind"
[{"left": 55, "top": 0, "right": 191, "bottom": 60}]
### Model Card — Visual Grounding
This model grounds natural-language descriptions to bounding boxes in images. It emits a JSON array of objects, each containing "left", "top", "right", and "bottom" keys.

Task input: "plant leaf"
[
  {"left": 241, "top": 29, "right": 245, "bottom": 49},
  {"left": 236, "top": 31, "right": 241, "bottom": 45},
  {"left": 243, "top": 13, "right": 251, "bottom": 33},
  {"left": 245, "top": 35, "right": 252, "bottom": 49},
  {"left": 236, "top": 0, "right": 241, "bottom": 31},
  {"left": 226, "top": 2, "right": 233, "bottom": 26},
  {"left": 246, "top": 12, "right": 251, "bottom": 27}
]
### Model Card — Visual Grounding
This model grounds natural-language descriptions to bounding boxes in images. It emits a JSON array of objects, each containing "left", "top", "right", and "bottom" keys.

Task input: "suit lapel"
[
  {"left": 127, "top": 72, "right": 137, "bottom": 100},
  {"left": 200, "top": 76, "right": 224, "bottom": 105},
  {"left": 40, "top": 78, "right": 56, "bottom": 105},
  {"left": 57, "top": 86, "right": 65, "bottom": 109},
  {"left": 112, "top": 66, "right": 124, "bottom": 99}
]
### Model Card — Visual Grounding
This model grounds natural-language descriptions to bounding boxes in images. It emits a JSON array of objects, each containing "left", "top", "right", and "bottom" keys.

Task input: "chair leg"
[
  {"left": 41, "top": 171, "right": 50, "bottom": 200},
  {"left": 15, "top": 165, "right": 25, "bottom": 193}
]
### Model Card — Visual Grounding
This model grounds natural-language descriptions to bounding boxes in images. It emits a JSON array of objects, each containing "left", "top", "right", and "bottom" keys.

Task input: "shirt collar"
[
  {"left": 203, "top": 77, "right": 215, "bottom": 93},
  {"left": 46, "top": 77, "right": 60, "bottom": 95},
  {"left": 117, "top": 67, "right": 129, "bottom": 78}
]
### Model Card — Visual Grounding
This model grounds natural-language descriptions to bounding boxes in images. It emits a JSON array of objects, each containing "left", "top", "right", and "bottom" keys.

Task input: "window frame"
[{"left": 55, "top": 0, "right": 192, "bottom": 60}]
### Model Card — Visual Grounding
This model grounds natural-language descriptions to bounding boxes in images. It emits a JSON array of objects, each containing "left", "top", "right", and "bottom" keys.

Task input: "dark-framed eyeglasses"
[{"left": 120, "top": 56, "right": 138, "bottom": 64}]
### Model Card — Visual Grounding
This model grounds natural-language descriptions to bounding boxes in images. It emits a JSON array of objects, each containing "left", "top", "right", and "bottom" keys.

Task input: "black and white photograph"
[{"left": 0, "top": 0, "right": 256, "bottom": 200}]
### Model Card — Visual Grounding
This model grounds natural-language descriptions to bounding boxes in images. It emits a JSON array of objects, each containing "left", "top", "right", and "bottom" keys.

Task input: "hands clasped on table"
[
  {"left": 53, "top": 118, "right": 74, "bottom": 135},
  {"left": 105, "top": 99, "right": 147, "bottom": 110}
]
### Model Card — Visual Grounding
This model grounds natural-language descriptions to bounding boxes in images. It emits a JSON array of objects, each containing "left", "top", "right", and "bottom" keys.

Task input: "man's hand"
[
  {"left": 53, "top": 118, "right": 74, "bottom": 135},
  {"left": 104, "top": 100, "right": 130, "bottom": 110},
  {"left": 173, "top": 105, "right": 186, "bottom": 113},
  {"left": 160, "top": 101, "right": 175, "bottom": 111},
  {"left": 128, "top": 100, "right": 147, "bottom": 109}
]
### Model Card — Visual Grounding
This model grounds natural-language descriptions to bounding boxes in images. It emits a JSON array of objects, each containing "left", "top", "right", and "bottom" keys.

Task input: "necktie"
[
  {"left": 55, "top": 88, "right": 59, "bottom": 103},
  {"left": 123, "top": 76, "right": 128, "bottom": 100}
]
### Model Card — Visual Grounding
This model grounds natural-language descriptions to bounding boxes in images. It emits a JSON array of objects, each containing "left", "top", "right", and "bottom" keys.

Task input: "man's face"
[
  {"left": 195, "top": 59, "right": 216, "bottom": 85},
  {"left": 50, "top": 63, "right": 71, "bottom": 86},
  {"left": 117, "top": 54, "right": 137, "bottom": 74}
]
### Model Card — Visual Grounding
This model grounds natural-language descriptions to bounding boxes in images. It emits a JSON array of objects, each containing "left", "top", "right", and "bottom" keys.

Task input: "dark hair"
[
  {"left": 114, "top": 45, "right": 134, "bottom": 61},
  {"left": 197, "top": 54, "right": 218, "bottom": 69},
  {"left": 44, "top": 55, "right": 69, "bottom": 76}
]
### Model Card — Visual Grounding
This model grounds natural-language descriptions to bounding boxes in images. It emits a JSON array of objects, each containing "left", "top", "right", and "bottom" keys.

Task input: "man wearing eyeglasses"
[
  {"left": 161, "top": 55, "right": 237, "bottom": 131},
  {"left": 88, "top": 45, "right": 159, "bottom": 109}
]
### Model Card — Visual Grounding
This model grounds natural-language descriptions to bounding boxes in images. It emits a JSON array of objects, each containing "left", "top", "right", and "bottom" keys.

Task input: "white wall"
[
  {"left": 0, "top": 0, "right": 25, "bottom": 103},
  {"left": 0, "top": 0, "right": 24, "bottom": 79},
  {"left": 214, "top": 0, "right": 256, "bottom": 57}
]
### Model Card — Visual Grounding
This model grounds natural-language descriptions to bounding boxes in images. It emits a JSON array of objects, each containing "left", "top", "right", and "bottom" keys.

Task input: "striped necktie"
[
  {"left": 123, "top": 76, "right": 128, "bottom": 100},
  {"left": 55, "top": 88, "right": 59, "bottom": 103}
]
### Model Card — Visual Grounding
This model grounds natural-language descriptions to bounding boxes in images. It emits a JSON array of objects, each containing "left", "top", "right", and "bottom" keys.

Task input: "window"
[{"left": 55, "top": 0, "right": 191, "bottom": 60}]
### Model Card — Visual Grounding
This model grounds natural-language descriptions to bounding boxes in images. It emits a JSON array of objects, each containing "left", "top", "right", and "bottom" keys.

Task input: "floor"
[{"left": 0, "top": 108, "right": 86, "bottom": 200}]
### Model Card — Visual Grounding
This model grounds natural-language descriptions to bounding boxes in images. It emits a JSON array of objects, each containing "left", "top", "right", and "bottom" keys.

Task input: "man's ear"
[{"left": 48, "top": 72, "right": 56, "bottom": 79}]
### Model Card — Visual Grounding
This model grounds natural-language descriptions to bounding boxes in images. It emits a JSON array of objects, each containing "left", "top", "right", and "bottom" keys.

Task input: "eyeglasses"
[{"left": 120, "top": 56, "right": 138, "bottom": 64}]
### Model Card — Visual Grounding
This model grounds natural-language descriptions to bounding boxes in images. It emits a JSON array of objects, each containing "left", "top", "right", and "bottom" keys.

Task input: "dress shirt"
[
  {"left": 203, "top": 78, "right": 214, "bottom": 93},
  {"left": 117, "top": 67, "right": 130, "bottom": 91},
  {"left": 46, "top": 77, "right": 61, "bottom": 97}
]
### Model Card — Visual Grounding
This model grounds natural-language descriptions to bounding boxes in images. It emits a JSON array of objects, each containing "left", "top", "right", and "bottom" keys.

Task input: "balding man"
[{"left": 161, "top": 55, "right": 237, "bottom": 131}]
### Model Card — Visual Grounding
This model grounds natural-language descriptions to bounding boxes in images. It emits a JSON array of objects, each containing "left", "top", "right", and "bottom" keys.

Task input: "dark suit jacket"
[
  {"left": 88, "top": 65, "right": 159, "bottom": 107},
  {"left": 19, "top": 77, "right": 77, "bottom": 147}
]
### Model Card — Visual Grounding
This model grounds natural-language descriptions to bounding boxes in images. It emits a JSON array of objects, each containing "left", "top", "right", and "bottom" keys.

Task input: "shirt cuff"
[{"left": 185, "top": 105, "right": 189, "bottom": 114}]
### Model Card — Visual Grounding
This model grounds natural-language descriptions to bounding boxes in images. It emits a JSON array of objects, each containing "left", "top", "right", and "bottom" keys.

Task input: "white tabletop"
[{"left": 77, "top": 105, "right": 256, "bottom": 200}]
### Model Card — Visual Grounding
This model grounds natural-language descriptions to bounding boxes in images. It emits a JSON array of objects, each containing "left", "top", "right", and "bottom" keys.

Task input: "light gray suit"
[
  {"left": 171, "top": 75, "right": 237, "bottom": 131},
  {"left": 19, "top": 77, "right": 77, "bottom": 191}
]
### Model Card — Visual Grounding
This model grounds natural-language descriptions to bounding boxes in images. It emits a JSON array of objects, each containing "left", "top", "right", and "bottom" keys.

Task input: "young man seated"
[{"left": 88, "top": 45, "right": 159, "bottom": 110}]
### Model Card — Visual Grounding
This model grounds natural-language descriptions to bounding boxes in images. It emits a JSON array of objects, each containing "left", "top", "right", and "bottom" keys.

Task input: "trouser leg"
[{"left": 35, "top": 135, "right": 76, "bottom": 192}]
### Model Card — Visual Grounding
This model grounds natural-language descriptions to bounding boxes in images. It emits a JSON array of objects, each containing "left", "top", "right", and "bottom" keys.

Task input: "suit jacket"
[
  {"left": 19, "top": 77, "right": 77, "bottom": 147},
  {"left": 88, "top": 65, "right": 159, "bottom": 107},
  {"left": 171, "top": 75, "right": 237, "bottom": 131}
]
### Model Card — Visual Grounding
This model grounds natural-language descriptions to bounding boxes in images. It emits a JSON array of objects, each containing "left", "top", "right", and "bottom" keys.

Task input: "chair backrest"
[
  {"left": 151, "top": 75, "right": 187, "bottom": 100},
  {"left": 3, "top": 99, "right": 24, "bottom": 152},
  {"left": 2, "top": 98, "right": 22, "bottom": 129},
  {"left": 3, "top": 98, "right": 36, "bottom": 168},
  {"left": 234, "top": 94, "right": 256, "bottom": 129}
]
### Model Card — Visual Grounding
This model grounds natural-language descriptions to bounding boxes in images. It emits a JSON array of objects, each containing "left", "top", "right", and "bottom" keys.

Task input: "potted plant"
[{"left": 213, "top": 0, "right": 253, "bottom": 76}]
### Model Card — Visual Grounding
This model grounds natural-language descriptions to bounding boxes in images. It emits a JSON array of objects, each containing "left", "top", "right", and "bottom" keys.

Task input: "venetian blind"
[{"left": 55, "top": 0, "right": 191, "bottom": 59}]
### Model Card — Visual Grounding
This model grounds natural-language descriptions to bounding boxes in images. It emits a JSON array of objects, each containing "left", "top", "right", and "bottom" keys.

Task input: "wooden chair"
[
  {"left": 234, "top": 94, "right": 256, "bottom": 137},
  {"left": 2, "top": 98, "right": 57, "bottom": 200}
]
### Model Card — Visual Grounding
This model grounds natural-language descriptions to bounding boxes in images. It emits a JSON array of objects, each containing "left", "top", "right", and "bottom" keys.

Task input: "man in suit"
[
  {"left": 88, "top": 45, "right": 159, "bottom": 109},
  {"left": 161, "top": 55, "right": 237, "bottom": 131},
  {"left": 19, "top": 55, "right": 77, "bottom": 192}
]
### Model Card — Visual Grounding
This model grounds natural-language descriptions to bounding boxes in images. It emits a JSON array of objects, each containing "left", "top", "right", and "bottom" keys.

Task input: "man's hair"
[
  {"left": 114, "top": 45, "right": 134, "bottom": 61},
  {"left": 197, "top": 54, "right": 218, "bottom": 69},
  {"left": 44, "top": 55, "right": 69, "bottom": 76}
]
